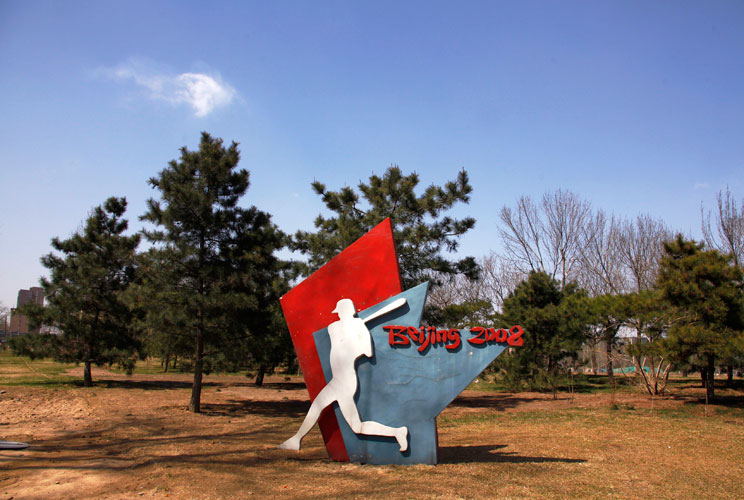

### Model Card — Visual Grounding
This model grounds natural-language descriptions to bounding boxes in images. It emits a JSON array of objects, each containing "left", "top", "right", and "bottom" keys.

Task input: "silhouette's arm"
[{"left": 362, "top": 298, "right": 406, "bottom": 324}]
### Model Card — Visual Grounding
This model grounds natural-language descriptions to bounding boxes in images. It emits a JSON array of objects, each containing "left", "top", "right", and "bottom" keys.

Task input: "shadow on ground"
[
  {"left": 450, "top": 394, "right": 547, "bottom": 411},
  {"left": 2, "top": 425, "right": 296, "bottom": 472},
  {"left": 201, "top": 399, "right": 310, "bottom": 418},
  {"left": 678, "top": 394, "right": 744, "bottom": 409},
  {"left": 94, "top": 379, "right": 199, "bottom": 390},
  {"left": 7, "top": 437, "right": 585, "bottom": 471},
  {"left": 43, "top": 378, "right": 308, "bottom": 392},
  {"left": 438, "top": 444, "right": 585, "bottom": 464},
  {"left": 230, "top": 381, "right": 306, "bottom": 391}
]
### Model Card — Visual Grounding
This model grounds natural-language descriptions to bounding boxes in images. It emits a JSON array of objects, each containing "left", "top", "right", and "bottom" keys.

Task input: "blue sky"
[{"left": 1, "top": 1, "right": 743, "bottom": 308}]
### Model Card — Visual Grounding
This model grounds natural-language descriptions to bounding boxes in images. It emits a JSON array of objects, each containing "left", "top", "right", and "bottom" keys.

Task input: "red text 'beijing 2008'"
[{"left": 384, "top": 325, "right": 524, "bottom": 352}]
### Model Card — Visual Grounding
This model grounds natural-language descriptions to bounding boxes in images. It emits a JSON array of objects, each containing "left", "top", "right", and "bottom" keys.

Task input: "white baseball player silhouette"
[{"left": 279, "top": 297, "right": 409, "bottom": 452}]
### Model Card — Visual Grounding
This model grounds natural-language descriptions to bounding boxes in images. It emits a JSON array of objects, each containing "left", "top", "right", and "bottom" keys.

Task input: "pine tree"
[
  {"left": 125, "top": 248, "right": 192, "bottom": 372},
  {"left": 140, "top": 132, "right": 286, "bottom": 412},
  {"left": 292, "top": 166, "right": 478, "bottom": 290},
  {"left": 656, "top": 235, "right": 744, "bottom": 401},
  {"left": 497, "top": 271, "right": 588, "bottom": 396},
  {"left": 21, "top": 197, "right": 140, "bottom": 386}
]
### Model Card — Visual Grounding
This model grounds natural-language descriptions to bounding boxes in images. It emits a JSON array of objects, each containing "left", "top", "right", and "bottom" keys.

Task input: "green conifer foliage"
[
  {"left": 141, "top": 132, "right": 287, "bottom": 412},
  {"left": 498, "top": 271, "right": 587, "bottom": 395},
  {"left": 21, "top": 197, "right": 141, "bottom": 386},
  {"left": 292, "top": 166, "right": 478, "bottom": 290},
  {"left": 657, "top": 235, "right": 744, "bottom": 401}
]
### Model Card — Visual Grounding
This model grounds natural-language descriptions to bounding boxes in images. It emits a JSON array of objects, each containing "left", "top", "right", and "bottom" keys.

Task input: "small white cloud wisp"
[{"left": 102, "top": 59, "right": 236, "bottom": 117}]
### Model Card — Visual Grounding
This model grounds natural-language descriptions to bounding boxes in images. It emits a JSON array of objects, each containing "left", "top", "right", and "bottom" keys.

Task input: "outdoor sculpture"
[{"left": 278, "top": 219, "right": 520, "bottom": 465}]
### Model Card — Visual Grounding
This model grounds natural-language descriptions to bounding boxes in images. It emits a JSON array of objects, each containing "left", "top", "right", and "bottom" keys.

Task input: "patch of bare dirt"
[{"left": 1, "top": 374, "right": 742, "bottom": 499}]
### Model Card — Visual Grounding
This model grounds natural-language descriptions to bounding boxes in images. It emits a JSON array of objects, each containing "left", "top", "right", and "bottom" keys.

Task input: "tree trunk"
[
  {"left": 163, "top": 353, "right": 170, "bottom": 373},
  {"left": 605, "top": 340, "right": 614, "bottom": 383},
  {"left": 590, "top": 345, "right": 598, "bottom": 376},
  {"left": 254, "top": 364, "right": 267, "bottom": 387},
  {"left": 189, "top": 327, "right": 204, "bottom": 413},
  {"left": 636, "top": 356, "right": 654, "bottom": 397},
  {"left": 190, "top": 236, "right": 208, "bottom": 414},
  {"left": 84, "top": 312, "right": 99, "bottom": 387},
  {"left": 706, "top": 355, "right": 715, "bottom": 402},
  {"left": 173, "top": 355, "right": 178, "bottom": 370},
  {"left": 658, "top": 362, "right": 672, "bottom": 395},
  {"left": 700, "top": 366, "right": 707, "bottom": 388},
  {"left": 83, "top": 359, "right": 93, "bottom": 387},
  {"left": 727, "top": 364, "right": 733, "bottom": 386}
]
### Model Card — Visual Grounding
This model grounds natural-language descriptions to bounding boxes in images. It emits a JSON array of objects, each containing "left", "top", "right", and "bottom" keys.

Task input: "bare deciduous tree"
[
  {"left": 616, "top": 214, "right": 672, "bottom": 292},
  {"left": 498, "top": 192, "right": 679, "bottom": 389},
  {"left": 543, "top": 190, "right": 592, "bottom": 288},
  {"left": 479, "top": 253, "right": 525, "bottom": 313},
  {"left": 498, "top": 196, "right": 545, "bottom": 274},
  {"left": 576, "top": 211, "right": 628, "bottom": 378},
  {"left": 575, "top": 211, "right": 673, "bottom": 387},
  {"left": 702, "top": 186, "right": 744, "bottom": 267},
  {"left": 577, "top": 210, "right": 627, "bottom": 296},
  {"left": 498, "top": 189, "right": 591, "bottom": 289},
  {"left": 614, "top": 215, "right": 674, "bottom": 393},
  {"left": 426, "top": 253, "right": 524, "bottom": 320},
  {"left": 579, "top": 212, "right": 672, "bottom": 295},
  {"left": 425, "top": 272, "right": 479, "bottom": 310}
]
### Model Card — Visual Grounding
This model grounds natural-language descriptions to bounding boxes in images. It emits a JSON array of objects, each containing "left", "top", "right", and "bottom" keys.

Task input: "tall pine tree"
[
  {"left": 20, "top": 197, "right": 140, "bottom": 386},
  {"left": 141, "top": 132, "right": 286, "bottom": 412},
  {"left": 657, "top": 235, "right": 744, "bottom": 401},
  {"left": 293, "top": 165, "right": 478, "bottom": 290}
]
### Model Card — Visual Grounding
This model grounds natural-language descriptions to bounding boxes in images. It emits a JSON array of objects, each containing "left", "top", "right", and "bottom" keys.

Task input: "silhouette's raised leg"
[
  {"left": 278, "top": 385, "right": 336, "bottom": 450},
  {"left": 337, "top": 396, "right": 409, "bottom": 452}
]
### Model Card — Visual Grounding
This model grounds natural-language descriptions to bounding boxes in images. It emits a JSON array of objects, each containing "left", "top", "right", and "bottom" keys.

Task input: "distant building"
[
  {"left": 40, "top": 324, "right": 62, "bottom": 336},
  {"left": 8, "top": 287, "right": 44, "bottom": 334}
]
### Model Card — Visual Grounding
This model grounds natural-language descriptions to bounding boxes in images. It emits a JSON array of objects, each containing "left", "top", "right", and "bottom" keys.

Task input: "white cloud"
[
  {"left": 694, "top": 182, "right": 711, "bottom": 190},
  {"left": 102, "top": 58, "right": 236, "bottom": 117}
]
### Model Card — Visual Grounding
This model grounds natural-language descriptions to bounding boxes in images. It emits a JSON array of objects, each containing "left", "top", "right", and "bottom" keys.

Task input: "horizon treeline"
[{"left": 9, "top": 132, "right": 744, "bottom": 409}]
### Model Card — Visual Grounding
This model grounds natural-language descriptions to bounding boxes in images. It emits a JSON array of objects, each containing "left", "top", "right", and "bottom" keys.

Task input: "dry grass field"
[{"left": 1, "top": 354, "right": 743, "bottom": 500}]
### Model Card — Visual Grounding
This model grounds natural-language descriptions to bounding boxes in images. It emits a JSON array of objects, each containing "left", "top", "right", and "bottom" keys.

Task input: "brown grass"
[{"left": 1, "top": 365, "right": 742, "bottom": 499}]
